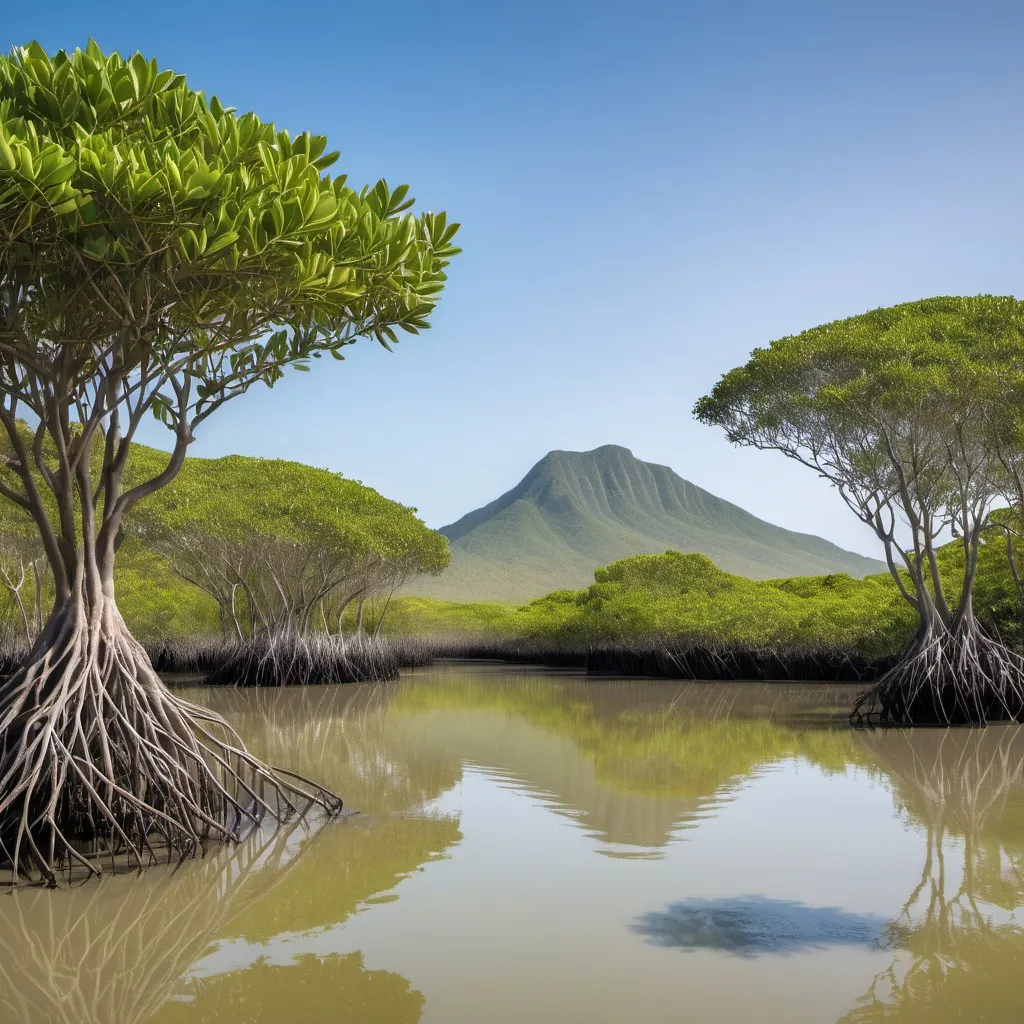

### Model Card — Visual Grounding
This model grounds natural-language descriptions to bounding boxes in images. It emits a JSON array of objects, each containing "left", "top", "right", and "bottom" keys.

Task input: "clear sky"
[{"left": 6, "top": 1, "right": 1024, "bottom": 556}]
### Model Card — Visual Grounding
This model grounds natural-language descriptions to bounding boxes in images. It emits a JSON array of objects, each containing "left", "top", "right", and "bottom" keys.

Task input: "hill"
[{"left": 409, "top": 445, "right": 887, "bottom": 603}]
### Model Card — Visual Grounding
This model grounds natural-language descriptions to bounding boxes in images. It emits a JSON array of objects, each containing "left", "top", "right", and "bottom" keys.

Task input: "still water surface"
[{"left": 3, "top": 664, "right": 1024, "bottom": 1022}]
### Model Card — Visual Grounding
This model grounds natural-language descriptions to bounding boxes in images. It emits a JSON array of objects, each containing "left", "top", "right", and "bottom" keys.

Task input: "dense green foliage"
[
  {"left": 0, "top": 440, "right": 449, "bottom": 643},
  {"left": 0, "top": 40, "right": 459, "bottom": 606},
  {"left": 379, "top": 529, "right": 1024, "bottom": 660},
  {"left": 412, "top": 444, "right": 884, "bottom": 604},
  {"left": 695, "top": 296, "right": 1024, "bottom": 640},
  {"left": 124, "top": 446, "right": 448, "bottom": 638},
  {"left": 383, "top": 553, "right": 916, "bottom": 656},
  {"left": 526, "top": 554, "right": 911, "bottom": 654}
]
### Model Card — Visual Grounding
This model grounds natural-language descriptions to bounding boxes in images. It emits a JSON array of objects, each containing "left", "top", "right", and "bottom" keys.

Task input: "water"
[{"left": 3, "top": 664, "right": 1024, "bottom": 1023}]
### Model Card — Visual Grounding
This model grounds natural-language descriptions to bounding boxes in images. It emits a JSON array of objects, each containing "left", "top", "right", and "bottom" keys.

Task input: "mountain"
[{"left": 410, "top": 445, "right": 887, "bottom": 603}]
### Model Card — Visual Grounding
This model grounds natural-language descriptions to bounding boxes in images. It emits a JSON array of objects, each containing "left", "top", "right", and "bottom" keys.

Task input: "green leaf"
[{"left": 205, "top": 230, "right": 238, "bottom": 254}]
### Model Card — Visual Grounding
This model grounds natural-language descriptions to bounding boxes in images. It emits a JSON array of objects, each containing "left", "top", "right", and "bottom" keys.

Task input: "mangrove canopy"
[
  {"left": 695, "top": 296, "right": 1024, "bottom": 725},
  {"left": 0, "top": 41, "right": 459, "bottom": 883},
  {"left": 125, "top": 452, "right": 450, "bottom": 641}
]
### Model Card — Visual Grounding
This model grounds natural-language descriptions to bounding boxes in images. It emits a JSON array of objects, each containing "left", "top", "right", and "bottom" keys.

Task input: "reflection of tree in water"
[
  {"left": 196, "top": 682, "right": 462, "bottom": 813},
  {"left": 391, "top": 673, "right": 860, "bottom": 800},
  {"left": 0, "top": 813, "right": 454, "bottom": 1024},
  {"left": 0, "top": 684, "right": 465, "bottom": 1024},
  {"left": 220, "top": 811, "right": 461, "bottom": 943},
  {"left": 153, "top": 952, "right": 423, "bottom": 1024},
  {"left": 0, "top": 817, "right": 328, "bottom": 1024},
  {"left": 841, "top": 727, "right": 1024, "bottom": 1023}
]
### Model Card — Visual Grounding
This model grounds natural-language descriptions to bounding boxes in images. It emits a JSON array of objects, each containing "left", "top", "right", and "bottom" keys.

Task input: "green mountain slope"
[{"left": 409, "top": 445, "right": 887, "bottom": 603}]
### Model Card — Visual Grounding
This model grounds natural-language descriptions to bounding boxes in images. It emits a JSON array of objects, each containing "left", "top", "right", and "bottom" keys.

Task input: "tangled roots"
[
  {"left": 202, "top": 632, "right": 399, "bottom": 687},
  {"left": 0, "top": 610, "right": 342, "bottom": 886},
  {"left": 852, "top": 625, "right": 1024, "bottom": 726}
]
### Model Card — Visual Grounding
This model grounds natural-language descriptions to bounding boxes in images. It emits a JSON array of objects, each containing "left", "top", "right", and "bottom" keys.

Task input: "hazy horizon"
[{"left": 10, "top": 0, "right": 1024, "bottom": 559}]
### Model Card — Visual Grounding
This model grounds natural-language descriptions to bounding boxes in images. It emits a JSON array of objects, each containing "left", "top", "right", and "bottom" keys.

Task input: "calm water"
[{"left": 3, "top": 665, "right": 1024, "bottom": 1023}]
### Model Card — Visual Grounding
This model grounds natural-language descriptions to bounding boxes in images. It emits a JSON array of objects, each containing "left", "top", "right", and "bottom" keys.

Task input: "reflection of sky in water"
[{"left": 633, "top": 896, "right": 891, "bottom": 956}]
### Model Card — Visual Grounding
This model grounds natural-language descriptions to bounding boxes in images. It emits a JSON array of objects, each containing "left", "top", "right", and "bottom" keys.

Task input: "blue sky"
[{"left": 6, "top": 1, "right": 1024, "bottom": 556}]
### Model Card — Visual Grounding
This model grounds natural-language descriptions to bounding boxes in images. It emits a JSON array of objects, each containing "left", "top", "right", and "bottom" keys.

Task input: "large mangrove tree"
[
  {"left": 695, "top": 296, "right": 1024, "bottom": 725},
  {"left": 0, "top": 41, "right": 459, "bottom": 883}
]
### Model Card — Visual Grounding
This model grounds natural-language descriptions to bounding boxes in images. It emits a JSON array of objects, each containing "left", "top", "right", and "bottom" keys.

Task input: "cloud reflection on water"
[{"left": 633, "top": 896, "right": 890, "bottom": 957}]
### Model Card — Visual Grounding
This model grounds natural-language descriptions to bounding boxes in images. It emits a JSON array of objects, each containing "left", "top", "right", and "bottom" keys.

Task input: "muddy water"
[{"left": 2, "top": 665, "right": 1023, "bottom": 1023}]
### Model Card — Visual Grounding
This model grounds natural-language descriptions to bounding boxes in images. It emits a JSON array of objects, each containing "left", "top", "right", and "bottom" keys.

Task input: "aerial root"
[
  {"left": 202, "top": 631, "right": 399, "bottom": 687},
  {"left": 851, "top": 624, "right": 1024, "bottom": 726},
  {"left": 0, "top": 612, "right": 342, "bottom": 886}
]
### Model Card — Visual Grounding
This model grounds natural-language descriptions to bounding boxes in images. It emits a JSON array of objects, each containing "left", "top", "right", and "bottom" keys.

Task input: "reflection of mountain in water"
[
  {"left": 392, "top": 706, "right": 722, "bottom": 849},
  {"left": 390, "top": 670, "right": 859, "bottom": 850}
]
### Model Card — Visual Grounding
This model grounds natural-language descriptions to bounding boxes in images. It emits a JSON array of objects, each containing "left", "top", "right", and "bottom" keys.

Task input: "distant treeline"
[
  {"left": 1, "top": 435, "right": 1022, "bottom": 683},
  {"left": 374, "top": 528, "right": 1024, "bottom": 673}
]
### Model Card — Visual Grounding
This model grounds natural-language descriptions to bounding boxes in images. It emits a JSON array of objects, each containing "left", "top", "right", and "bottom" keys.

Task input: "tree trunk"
[
  {"left": 854, "top": 531, "right": 1024, "bottom": 726},
  {"left": 0, "top": 559, "right": 340, "bottom": 886},
  {"left": 333, "top": 591, "right": 364, "bottom": 637},
  {"left": 31, "top": 557, "right": 44, "bottom": 637},
  {"left": 371, "top": 589, "right": 395, "bottom": 639}
]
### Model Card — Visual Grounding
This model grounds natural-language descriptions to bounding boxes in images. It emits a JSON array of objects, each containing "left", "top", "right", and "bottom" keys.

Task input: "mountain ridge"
[{"left": 411, "top": 445, "right": 886, "bottom": 603}]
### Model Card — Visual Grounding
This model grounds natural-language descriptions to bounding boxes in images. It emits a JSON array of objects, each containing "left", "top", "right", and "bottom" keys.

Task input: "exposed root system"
[
  {"left": 0, "top": 602, "right": 342, "bottom": 886},
  {"left": 852, "top": 623, "right": 1024, "bottom": 726},
  {"left": 202, "top": 631, "right": 399, "bottom": 687}
]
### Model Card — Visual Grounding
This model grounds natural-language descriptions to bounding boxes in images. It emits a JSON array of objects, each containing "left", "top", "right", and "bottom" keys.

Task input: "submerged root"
[
  {"left": 0, "top": 610, "right": 342, "bottom": 886},
  {"left": 851, "top": 624, "right": 1024, "bottom": 726}
]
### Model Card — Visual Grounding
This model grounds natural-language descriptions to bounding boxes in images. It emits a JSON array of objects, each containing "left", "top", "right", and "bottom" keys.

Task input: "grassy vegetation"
[
  {"left": 380, "top": 533, "right": 1024, "bottom": 679},
  {"left": 379, "top": 553, "right": 915, "bottom": 657}
]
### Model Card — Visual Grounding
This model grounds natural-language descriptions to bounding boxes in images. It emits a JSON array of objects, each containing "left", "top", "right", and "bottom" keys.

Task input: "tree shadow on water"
[{"left": 633, "top": 895, "right": 891, "bottom": 956}]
